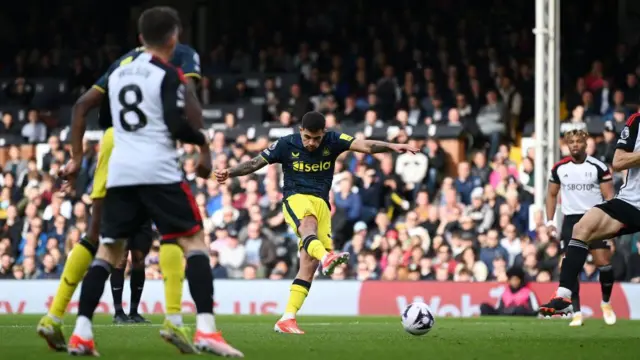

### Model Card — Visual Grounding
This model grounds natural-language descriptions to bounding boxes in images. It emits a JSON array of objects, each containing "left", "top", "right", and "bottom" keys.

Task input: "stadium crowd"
[{"left": 2, "top": 0, "right": 640, "bottom": 285}]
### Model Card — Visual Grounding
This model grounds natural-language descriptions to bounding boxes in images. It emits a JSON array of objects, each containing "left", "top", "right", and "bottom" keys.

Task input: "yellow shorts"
[
  {"left": 282, "top": 194, "right": 333, "bottom": 251},
  {"left": 89, "top": 128, "right": 114, "bottom": 200}
]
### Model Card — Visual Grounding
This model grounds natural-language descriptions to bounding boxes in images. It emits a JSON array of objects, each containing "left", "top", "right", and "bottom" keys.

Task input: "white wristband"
[{"left": 545, "top": 220, "right": 555, "bottom": 227}]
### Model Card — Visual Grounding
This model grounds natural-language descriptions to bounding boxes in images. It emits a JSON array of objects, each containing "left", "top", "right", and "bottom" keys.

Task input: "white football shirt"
[
  {"left": 549, "top": 155, "right": 611, "bottom": 215},
  {"left": 105, "top": 53, "right": 186, "bottom": 187}
]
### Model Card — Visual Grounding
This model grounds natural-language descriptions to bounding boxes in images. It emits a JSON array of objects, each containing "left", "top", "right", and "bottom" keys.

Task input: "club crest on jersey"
[{"left": 323, "top": 147, "right": 331, "bottom": 156}]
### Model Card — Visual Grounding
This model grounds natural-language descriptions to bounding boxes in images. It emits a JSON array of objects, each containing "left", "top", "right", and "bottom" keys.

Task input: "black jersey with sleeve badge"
[{"left": 260, "top": 131, "right": 355, "bottom": 203}]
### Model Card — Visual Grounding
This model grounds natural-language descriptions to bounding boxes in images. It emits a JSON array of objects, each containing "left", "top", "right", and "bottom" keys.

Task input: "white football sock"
[
  {"left": 556, "top": 287, "right": 572, "bottom": 299},
  {"left": 196, "top": 313, "right": 216, "bottom": 334},
  {"left": 166, "top": 314, "right": 183, "bottom": 327},
  {"left": 280, "top": 312, "right": 295, "bottom": 321},
  {"left": 73, "top": 316, "right": 93, "bottom": 339}
]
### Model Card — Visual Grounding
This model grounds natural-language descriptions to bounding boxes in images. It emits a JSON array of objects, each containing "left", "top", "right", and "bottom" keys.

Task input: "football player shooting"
[
  {"left": 545, "top": 129, "right": 616, "bottom": 326},
  {"left": 215, "top": 111, "right": 418, "bottom": 334},
  {"left": 540, "top": 114, "right": 640, "bottom": 318},
  {"left": 36, "top": 17, "right": 208, "bottom": 353}
]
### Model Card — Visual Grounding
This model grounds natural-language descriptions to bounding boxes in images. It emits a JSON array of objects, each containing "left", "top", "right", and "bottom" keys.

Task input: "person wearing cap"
[{"left": 464, "top": 187, "right": 494, "bottom": 234}]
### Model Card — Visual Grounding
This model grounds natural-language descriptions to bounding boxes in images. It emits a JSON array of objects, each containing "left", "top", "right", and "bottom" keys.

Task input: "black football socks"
[
  {"left": 78, "top": 259, "right": 113, "bottom": 320},
  {"left": 129, "top": 267, "right": 145, "bottom": 315},
  {"left": 599, "top": 264, "right": 614, "bottom": 303},
  {"left": 110, "top": 267, "right": 125, "bottom": 315},
  {"left": 558, "top": 239, "right": 589, "bottom": 297}
]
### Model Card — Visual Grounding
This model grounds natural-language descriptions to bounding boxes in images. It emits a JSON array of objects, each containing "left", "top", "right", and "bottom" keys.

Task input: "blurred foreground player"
[
  {"left": 545, "top": 129, "right": 617, "bottom": 326},
  {"left": 540, "top": 114, "right": 640, "bottom": 319},
  {"left": 66, "top": 7, "right": 242, "bottom": 357},
  {"left": 215, "top": 111, "right": 417, "bottom": 334},
  {"left": 36, "top": 11, "right": 204, "bottom": 352}
]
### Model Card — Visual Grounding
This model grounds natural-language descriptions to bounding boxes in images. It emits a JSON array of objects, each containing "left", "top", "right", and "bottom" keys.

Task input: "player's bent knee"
[{"left": 571, "top": 220, "right": 592, "bottom": 240}]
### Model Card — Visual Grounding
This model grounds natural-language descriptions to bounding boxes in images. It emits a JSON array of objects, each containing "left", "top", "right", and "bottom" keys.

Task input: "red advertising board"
[{"left": 358, "top": 282, "right": 630, "bottom": 319}]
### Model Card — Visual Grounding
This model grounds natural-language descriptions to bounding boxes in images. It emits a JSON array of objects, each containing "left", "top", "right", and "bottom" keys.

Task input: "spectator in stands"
[
  {"left": 476, "top": 90, "right": 506, "bottom": 158},
  {"left": 0, "top": 113, "right": 21, "bottom": 137},
  {"left": 217, "top": 230, "right": 245, "bottom": 279},
  {"left": 424, "top": 139, "right": 446, "bottom": 195},
  {"left": 284, "top": 83, "right": 313, "bottom": 122},
  {"left": 480, "top": 230, "right": 509, "bottom": 273},
  {"left": 0, "top": 253, "right": 13, "bottom": 278},
  {"left": 334, "top": 175, "right": 363, "bottom": 225},
  {"left": 4, "top": 77, "right": 34, "bottom": 106},
  {"left": 626, "top": 239, "right": 640, "bottom": 283},
  {"left": 21, "top": 110, "right": 47, "bottom": 144},
  {"left": 3, "top": 145, "right": 27, "bottom": 178},
  {"left": 454, "top": 162, "right": 483, "bottom": 205}
]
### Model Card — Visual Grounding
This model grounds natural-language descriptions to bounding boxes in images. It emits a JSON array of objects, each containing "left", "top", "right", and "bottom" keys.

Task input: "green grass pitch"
[{"left": 1, "top": 315, "right": 639, "bottom": 359}]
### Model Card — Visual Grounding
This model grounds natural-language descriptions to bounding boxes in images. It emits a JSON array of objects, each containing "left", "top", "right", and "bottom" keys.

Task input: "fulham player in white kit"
[
  {"left": 541, "top": 114, "right": 640, "bottom": 318},
  {"left": 67, "top": 7, "right": 243, "bottom": 357},
  {"left": 545, "top": 129, "right": 617, "bottom": 326}
]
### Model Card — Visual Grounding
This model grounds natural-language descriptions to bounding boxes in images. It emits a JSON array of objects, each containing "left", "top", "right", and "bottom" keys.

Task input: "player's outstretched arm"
[
  {"left": 349, "top": 139, "right": 419, "bottom": 154},
  {"left": 612, "top": 149, "right": 640, "bottom": 172},
  {"left": 215, "top": 155, "right": 268, "bottom": 184}
]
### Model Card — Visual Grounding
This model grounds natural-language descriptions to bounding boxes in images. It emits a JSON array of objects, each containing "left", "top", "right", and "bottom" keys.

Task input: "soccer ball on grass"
[{"left": 401, "top": 302, "right": 435, "bottom": 336}]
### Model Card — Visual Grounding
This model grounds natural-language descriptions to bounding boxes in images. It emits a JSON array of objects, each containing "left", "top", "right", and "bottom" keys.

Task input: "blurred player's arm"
[
  {"left": 71, "top": 88, "right": 104, "bottom": 163},
  {"left": 162, "top": 70, "right": 207, "bottom": 146},
  {"left": 545, "top": 165, "right": 561, "bottom": 227},
  {"left": 613, "top": 115, "right": 640, "bottom": 171},
  {"left": 183, "top": 78, "right": 203, "bottom": 128}
]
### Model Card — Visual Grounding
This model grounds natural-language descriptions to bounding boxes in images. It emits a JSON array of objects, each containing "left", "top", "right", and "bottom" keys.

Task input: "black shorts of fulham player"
[{"left": 542, "top": 129, "right": 620, "bottom": 324}]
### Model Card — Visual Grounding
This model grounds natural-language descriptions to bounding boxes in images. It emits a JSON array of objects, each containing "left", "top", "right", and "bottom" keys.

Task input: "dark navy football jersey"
[
  {"left": 260, "top": 131, "right": 355, "bottom": 203},
  {"left": 93, "top": 44, "right": 201, "bottom": 92}
]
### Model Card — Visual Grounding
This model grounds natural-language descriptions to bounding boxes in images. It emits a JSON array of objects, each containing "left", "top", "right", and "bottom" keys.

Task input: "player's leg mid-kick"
[
  {"left": 540, "top": 202, "right": 627, "bottom": 317},
  {"left": 215, "top": 110, "right": 417, "bottom": 335},
  {"left": 275, "top": 204, "right": 349, "bottom": 335}
]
